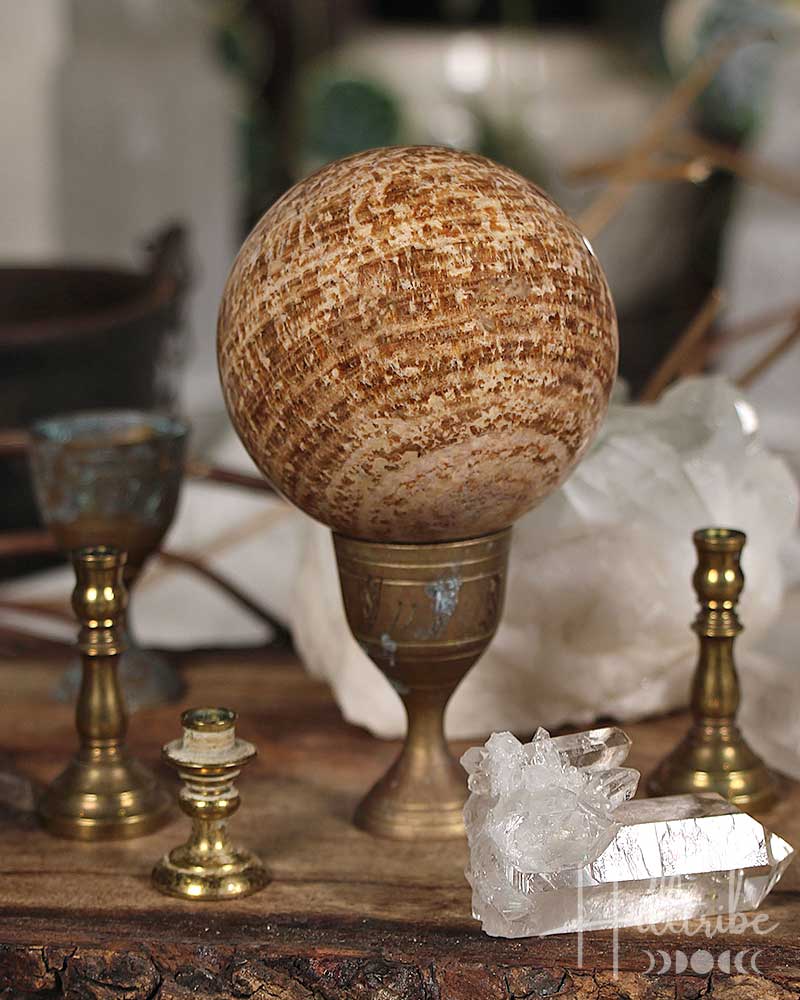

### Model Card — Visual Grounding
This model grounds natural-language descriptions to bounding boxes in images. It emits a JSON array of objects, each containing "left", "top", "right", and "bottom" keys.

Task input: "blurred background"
[
  {"left": 2, "top": 0, "right": 800, "bottom": 798},
  {"left": 1, "top": 0, "right": 800, "bottom": 622}
]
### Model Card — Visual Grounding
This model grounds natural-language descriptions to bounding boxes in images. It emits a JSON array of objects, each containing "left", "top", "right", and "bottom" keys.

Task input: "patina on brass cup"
[
  {"left": 648, "top": 527, "right": 778, "bottom": 810},
  {"left": 334, "top": 529, "right": 510, "bottom": 840},
  {"left": 38, "top": 546, "right": 169, "bottom": 838},
  {"left": 29, "top": 410, "right": 188, "bottom": 710}
]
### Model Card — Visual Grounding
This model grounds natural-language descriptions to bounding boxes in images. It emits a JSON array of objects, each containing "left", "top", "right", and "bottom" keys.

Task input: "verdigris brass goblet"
[
  {"left": 335, "top": 532, "right": 510, "bottom": 838},
  {"left": 217, "top": 146, "right": 619, "bottom": 839},
  {"left": 29, "top": 410, "right": 188, "bottom": 710}
]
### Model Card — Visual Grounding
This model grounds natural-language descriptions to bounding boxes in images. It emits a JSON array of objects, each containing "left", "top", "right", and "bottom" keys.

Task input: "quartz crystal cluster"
[{"left": 462, "top": 727, "right": 794, "bottom": 938}]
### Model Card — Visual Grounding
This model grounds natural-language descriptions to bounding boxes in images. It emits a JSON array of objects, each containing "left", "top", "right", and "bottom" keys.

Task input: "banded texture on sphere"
[{"left": 218, "top": 146, "right": 617, "bottom": 542}]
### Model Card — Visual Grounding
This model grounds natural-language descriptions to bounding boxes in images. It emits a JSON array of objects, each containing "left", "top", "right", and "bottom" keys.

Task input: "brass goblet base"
[
  {"left": 647, "top": 722, "right": 778, "bottom": 811},
  {"left": 152, "top": 843, "right": 269, "bottom": 900},
  {"left": 354, "top": 690, "right": 467, "bottom": 840},
  {"left": 335, "top": 529, "right": 510, "bottom": 841},
  {"left": 39, "top": 748, "right": 169, "bottom": 840}
]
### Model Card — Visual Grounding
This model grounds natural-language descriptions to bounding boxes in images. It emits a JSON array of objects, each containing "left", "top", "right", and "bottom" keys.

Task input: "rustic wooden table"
[{"left": 0, "top": 646, "right": 798, "bottom": 999}]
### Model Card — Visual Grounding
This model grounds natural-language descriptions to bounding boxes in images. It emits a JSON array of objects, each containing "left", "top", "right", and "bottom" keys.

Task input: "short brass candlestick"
[
  {"left": 152, "top": 707, "right": 268, "bottom": 900},
  {"left": 334, "top": 529, "right": 510, "bottom": 840},
  {"left": 38, "top": 546, "right": 169, "bottom": 838},
  {"left": 648, "top": 528, "right": 777, "bottom": 810}
]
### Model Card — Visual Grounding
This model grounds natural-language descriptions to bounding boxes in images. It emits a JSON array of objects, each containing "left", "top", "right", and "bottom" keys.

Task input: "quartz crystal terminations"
[{"left": 462, "top": 728, "right": 794, "bottom": 938}]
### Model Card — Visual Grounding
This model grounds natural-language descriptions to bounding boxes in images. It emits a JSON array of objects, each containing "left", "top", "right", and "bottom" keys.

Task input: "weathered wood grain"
[
  {"left": 217, "top": 146, "right": 618, "bottom": 542},
  {"left": 0, "top": 650, "right": 798, "bottom": 1000}
]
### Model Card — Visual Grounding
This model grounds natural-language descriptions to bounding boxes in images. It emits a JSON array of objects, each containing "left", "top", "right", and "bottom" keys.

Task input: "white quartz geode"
[{"left": 462, "top": 727, "right": 795, "bottom": 938}]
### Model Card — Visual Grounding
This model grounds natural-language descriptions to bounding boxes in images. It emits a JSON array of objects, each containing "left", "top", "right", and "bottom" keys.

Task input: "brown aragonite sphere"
[{"left": 218, "top": 146, "right": 617, "bottom": 542}]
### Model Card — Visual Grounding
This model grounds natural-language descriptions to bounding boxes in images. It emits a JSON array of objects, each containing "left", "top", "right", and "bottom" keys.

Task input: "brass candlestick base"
[
  {"left": 38, "top": 547, "right": 169, "bottom": 839},
  {"left": 152, "top": 708, "right": 268, "bottom": 900},
  {"left": 648, "top": 528, "right": 777, "bottom": 810},
  {"left": 334, "top": 529, "right": 510, "bottom": 840}
]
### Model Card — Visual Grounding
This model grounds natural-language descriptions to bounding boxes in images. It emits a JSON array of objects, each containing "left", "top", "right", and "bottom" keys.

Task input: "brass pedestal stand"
[
  {"left": 38, "top": 547, "right": 169, "bottom": 839},
  {"left": 334, "top": 529, "right": 510, "bottom": 840},
  {"left": 648, "top": 528, "right": 777, "bottom": 810}
]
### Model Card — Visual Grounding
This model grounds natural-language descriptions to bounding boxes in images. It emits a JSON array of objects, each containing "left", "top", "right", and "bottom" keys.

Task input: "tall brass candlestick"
[
  {"left": 648, "top": 528, "right": 778, "bottom": 809},
  {"left": 38, "top": 546, "right": 169, "bottom": 838}
]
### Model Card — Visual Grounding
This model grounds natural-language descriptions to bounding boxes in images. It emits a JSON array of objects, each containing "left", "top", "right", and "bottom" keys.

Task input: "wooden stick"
[
  {"left": 0, "top": 534, "right": 292, "bottom": 646},
  {"left": 569, "top": 154, "right": 713, "bottom": 186},
  {"left": 708, "top": 302, "right": 800, "bottom": 361},
  {"left": 577, "top": 34, "right": 760, "bottom": 239},
  {"left": 157, "top": 549, "right": 291, "bottom": 645},
  {"left": 0, "top": 625, "right": 73, "bottom": 657},
  {"left": 670, "top": 132, "right": 800, "bottom": 201},
  {"left": 736, "top": 315, "right": 800, "bottom": 389},
  {"left": 0, "top": 530, "right": 57, "bottom": 558},
  {"left": 185, "top": 460, "right": 276, "bottom": 494},
  {"left": 0, "top": 599, "right": 73, "bottom": 622},
  {"left": 570, "top": 134, "right": 800, "bottom": 201},
  {"left": 0, "top": 429, "right": 30, "bottom": 457},
  {"left": 639, "top": 289, "right": 724, "bottom": 402}
]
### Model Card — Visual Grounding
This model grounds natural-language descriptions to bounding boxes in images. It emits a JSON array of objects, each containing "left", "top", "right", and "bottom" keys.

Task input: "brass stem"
[
  {"left": 381, "top": 685, "right": 466, "bottom": 817},
  {"left": 402, "top": 686, "right": 451, "bottom": 767},
  {"left": 690, "top": 636, "right": 740, "bottom": 722},
  {"left": 76, "top": 655, "right": 128, "bottom": 747},
  {"left": 190, "top": 817, "right": 231, "bottom": 852}
]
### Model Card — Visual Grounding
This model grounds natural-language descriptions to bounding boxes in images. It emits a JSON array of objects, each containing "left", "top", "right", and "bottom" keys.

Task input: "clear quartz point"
[
  {"left": 549, "top": 726, "right": 632, "bottom": 771},
  {"left": 462, "top": 729, "right": 795, "bottom": 939}
]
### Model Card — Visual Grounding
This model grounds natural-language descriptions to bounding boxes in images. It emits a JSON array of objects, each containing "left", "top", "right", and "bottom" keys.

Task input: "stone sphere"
[{"left": 218, "top": 146, "right": 617, "bottom": 542}]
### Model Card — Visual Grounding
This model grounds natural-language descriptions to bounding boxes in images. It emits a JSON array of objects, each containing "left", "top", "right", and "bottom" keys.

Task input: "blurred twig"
[
  {"left": 736, "top": 314, "right": 800, "bottom": 389},
  {"left": 0, "top": 625, "right": 72, "bottom": 658},
  {"left": 639, "top": 289, "right": 724, "bottom": 402},
  {"left": 576, "top": 33, "right": 767, "bottom": 239},
  {"left": 0, "top": 530, "right": 291, "bottom": 646},
  {"left": 185, "top": 459, "right": 275, "bottom": 494},
  {"left": 670, "top": 132, "right": 800, "bottom": 201},
  {"left": 0, "top": 530, "right": 56, "bottom": 558},
  {"left": 0, "top": 598, "right": 72, "bottom": 622},
  {"left": 570, "top": 155, "right": 713, "bottom": 186},
  {"left": 570, "top": 133, "right": 800, "bottom": 202},
  {"left": 0, "top": 429, "right": 29, "bottom": 457},
  {"left": 156, "top": 549, "right": 291, "bottom": 645},
  {"left": 716, "top": 300, "right": 800, "bottom": 346}
]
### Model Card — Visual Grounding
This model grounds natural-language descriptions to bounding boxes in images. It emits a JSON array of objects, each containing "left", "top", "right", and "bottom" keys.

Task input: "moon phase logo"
[{"left": 643, "top": 948, "right": 763, "bottom": 975}]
